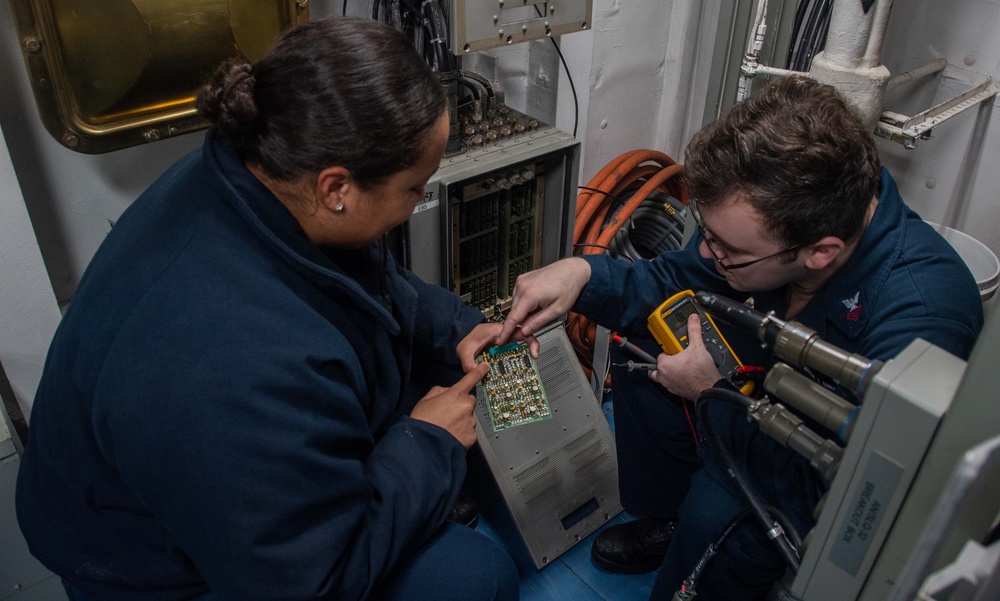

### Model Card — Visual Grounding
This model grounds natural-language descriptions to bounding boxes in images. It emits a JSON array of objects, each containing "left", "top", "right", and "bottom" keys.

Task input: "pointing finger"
[{"left": 454, "top": 361, "right": 491, "bottom": 394}]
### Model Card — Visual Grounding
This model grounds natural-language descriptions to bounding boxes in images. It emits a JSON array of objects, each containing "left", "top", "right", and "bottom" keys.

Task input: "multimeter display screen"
[{"left": 669, "top": 300, "right": 698, "bottom": 325}]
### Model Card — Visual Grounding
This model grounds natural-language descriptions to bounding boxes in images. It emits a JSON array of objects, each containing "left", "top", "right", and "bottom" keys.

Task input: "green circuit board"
[{"left": 477, "top": 342, "right": 551, "bottom": 432}]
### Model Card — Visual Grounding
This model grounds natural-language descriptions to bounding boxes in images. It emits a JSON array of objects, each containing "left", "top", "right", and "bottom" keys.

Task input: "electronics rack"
[
  {"left": 396, "top": 113, "right": 579, "bottom": 319},
  {"left": 450, "top": 160, "right": 543, "bottom": 315}
]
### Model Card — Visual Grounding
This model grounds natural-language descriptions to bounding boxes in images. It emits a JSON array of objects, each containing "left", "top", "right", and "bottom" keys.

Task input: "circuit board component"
[{"left": 477, "top": 342, "right": 551, "bottom": 432}]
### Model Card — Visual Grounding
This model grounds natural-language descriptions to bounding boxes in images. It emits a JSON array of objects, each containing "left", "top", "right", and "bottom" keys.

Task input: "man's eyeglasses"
[{"left": 689, "top": 199, "right": 802, "bottom": 271}]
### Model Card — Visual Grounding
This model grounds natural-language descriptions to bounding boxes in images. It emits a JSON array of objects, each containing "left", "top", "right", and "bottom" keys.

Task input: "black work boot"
[
  {"left": 591, "top": 517, "right": 677, "bottom": 574},
  {"left": 447, "top": 492, "right": 480, "bottom": 529}
]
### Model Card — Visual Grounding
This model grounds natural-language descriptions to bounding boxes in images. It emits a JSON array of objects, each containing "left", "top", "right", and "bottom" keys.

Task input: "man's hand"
[
  {"left": 410, "top": 362, "right": 490, "bottom": 449},
  {"left": 457, "top": 323, "right": 539, "bottom": 373},
  {"left": 496, "top": 257, "right": 592, "bottom": 345},
  {"left": 648, "top": 313, "right": 723, "bottom": 401}
]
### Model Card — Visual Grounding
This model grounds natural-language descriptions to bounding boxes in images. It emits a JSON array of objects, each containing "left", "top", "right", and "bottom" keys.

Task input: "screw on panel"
[
  {"left": 144, "top": 129, "right": 161, "bottom": 142},
  {"left": 23, "top": 37, "right": 41, "bottom": 53},
  {"left": 62, "top": 133, "right": 79, "bottom": 149}
]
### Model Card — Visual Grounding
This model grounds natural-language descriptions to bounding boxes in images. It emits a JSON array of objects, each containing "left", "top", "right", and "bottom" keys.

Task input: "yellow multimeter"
[{"left": 646, "top": 290, "right": 753, "bottom": 395}]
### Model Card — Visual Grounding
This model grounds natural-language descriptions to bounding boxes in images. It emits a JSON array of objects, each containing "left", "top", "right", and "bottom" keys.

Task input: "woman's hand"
[{"left": 410, "top": 362, "right": 491, "bottom": 449}]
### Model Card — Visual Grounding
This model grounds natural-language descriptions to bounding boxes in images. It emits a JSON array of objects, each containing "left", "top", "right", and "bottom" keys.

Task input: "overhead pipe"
[
  {"left": 736, "top": 0, "right": 771, "bottom": 102},
  {"left": 886, "top": 58, "right": 948, "bottom": 91},
  {"left": 808, "top": 0, "right": 894, "bottom": 129},
  {"left": 819, "top": 0, "right": 894, "bottom": 69}
]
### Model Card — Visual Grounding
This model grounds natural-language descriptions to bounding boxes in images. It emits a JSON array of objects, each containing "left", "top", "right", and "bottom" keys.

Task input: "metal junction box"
[{"left": 449, "top": 0, "right": 593, "bottom": 54}]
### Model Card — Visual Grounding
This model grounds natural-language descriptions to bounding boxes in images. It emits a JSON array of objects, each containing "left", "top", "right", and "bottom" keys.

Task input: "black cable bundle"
[
  {"left": 677, "top": 508, "right": 753, "bottom": 598},
  {"left": 678, "top": 503, "right": 802, "bottom": 598},
  {"left": 367, "top": 0, "right": 454, "bottom": 72},
  {"left": 694, "top": 388, "right": 803, "bottom": 572},
  {"left": 786, "top": 0, "right": 833, "bottom": 72},
  {"left": 609, "top": 192, "right": 687, "bottom": 262}
]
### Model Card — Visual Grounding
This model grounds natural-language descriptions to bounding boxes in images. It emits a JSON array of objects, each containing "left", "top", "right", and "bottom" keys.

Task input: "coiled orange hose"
[{"left": 569, "top": 150, "right": 688, "bottom": 385}]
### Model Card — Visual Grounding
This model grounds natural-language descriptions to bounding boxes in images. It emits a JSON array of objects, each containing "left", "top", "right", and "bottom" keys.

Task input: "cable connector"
[
  {"left": 734, "top": 365, "right": 766, "bottom": 398},
  {"left": 611, "top": 333, "right": 658, "bottom": 364},
  {"left": 672, "top": 588, "right": 696, "bottom": 601},
  {"left": 612, "top": 361, "right": 657, "bottom": 372}
]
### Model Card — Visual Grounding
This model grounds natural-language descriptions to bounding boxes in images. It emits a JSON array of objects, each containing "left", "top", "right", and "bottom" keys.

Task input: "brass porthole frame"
[{"left": 9, "top": 0, "right": 307, "bottom": 153}]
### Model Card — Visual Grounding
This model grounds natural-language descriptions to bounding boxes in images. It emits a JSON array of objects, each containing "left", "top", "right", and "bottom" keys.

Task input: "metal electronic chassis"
[
  {"left": 395, "top": 107, "right": 580, "bottom": 319},
  {"left": 473, "top": 323, "right": 622, "bottom": 569}
]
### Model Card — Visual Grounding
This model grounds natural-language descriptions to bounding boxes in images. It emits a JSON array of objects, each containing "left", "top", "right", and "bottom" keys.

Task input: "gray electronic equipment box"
[
  {"left": 779, "top": 305, "right": 1000, "bottom": 601},
  {"left": 790, "top": 340, "right": 967, "bottom": 600},
  {"left": 474, "top": 322, "right": 623, "bottom": 568}
]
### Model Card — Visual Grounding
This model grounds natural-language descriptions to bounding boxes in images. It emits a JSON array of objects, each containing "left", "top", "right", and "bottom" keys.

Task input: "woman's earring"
[{"left": 334, "top": 203, "right": 345, "bottom": 212}]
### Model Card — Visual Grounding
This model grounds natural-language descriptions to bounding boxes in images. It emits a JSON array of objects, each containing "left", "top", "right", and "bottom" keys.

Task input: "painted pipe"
[
  {"left": 823, "top": 0, "right": 895, "bottom": 69},
  {"left": 887, "top": 58, "right": 948, "bottom": 91}
]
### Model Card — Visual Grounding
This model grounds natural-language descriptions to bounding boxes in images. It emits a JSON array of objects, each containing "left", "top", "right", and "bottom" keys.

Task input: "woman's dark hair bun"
[
  {"left": 196, "top": 58, "right": 258, "bottom": 140},
  {"left": 198, "top": 18, "right": 446, "bottom": 183}
]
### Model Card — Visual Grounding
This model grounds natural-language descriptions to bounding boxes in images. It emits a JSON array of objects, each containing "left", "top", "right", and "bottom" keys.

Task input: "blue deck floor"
[
  {"left": 475, "top": 510, "right": 656, "bottom": 601},
  {"left": 468, "top": 399, "right": 657, "bottom": 601}
]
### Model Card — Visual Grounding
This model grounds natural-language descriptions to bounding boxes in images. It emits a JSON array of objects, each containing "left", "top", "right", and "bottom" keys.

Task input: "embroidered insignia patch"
[{"left": 841, "top": 291, "right": 863, "bottom": 322}]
